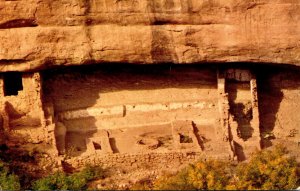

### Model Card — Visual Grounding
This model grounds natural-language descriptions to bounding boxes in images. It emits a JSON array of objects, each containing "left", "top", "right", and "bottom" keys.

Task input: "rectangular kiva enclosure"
[{"left": 43, "top": 65, "right": 233, "bottom": 159}]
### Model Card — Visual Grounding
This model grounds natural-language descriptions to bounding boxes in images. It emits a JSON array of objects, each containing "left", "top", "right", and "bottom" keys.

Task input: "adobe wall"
[
  {"left": 40, "top": 65, "right": 267, "bottom": 167},
  {"left": 258, "top": 67, "right": 300, "bottom": 153},
  {"left": 0, "top": 65, "right": 300, "bottom": 172},
  {"left": 0, "top": 72, "right": 47, "bottom": 144},
  {"left": 42, "top": 66, "right": 230, "bottom": 160},
  {"left": 65, "top": 151, "right": 222, "bottom": 170}
]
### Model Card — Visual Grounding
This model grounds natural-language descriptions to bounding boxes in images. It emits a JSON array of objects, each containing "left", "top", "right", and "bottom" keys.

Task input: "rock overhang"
[{"left": 0, "top": 0, "right": 299, "bottom": 72}]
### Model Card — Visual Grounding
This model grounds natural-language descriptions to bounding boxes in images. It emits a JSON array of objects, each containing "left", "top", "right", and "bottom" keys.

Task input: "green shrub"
[
  {"left": 0, "top": 161, "right": 21, "bottom": 190},
  {"left": 32, "top": 166, "right": 104, "bottom": 190},
  {"left": 153, "top": 160, "right": 231, "bottom": 190},
  {"left": 232, "top": 145, "right": 299, "bottom": 190},
  {"left": 145, "top": 145, "right": 300, "bottom": 190}
]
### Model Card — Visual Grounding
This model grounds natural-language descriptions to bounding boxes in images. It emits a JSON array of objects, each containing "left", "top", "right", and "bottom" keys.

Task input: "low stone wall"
[{"left": 65, "top": 151, "right": 229, "bottom": 170}]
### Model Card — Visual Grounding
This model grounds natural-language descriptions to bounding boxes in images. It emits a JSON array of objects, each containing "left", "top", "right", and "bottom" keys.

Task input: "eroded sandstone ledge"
[{"left": 0, "top": 0, "right": 300, "bottom": 71}]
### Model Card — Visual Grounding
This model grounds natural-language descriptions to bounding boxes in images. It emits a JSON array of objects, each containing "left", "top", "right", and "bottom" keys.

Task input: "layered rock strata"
[{"left": 0, "top": 0, "right": 300, "bottom": 71}]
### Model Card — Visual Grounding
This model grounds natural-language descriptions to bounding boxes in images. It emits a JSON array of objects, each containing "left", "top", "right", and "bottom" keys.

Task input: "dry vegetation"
[
  {"left": 131, "top": 145, "right": 300, "bottom": 190},
  {"left": 0, "top": 145, "right": 298, "bottom": 190}
]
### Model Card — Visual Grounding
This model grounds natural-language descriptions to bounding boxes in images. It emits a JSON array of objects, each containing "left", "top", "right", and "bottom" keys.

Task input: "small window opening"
[
  {"left": 179, "top": 134, "right": 193, "bottom": 143},
  {"left": 3, "top": 72, "right": 23, "bottom": 96},
  {"left": 93, "top": 141, "right": 102, "bottom": 150}
]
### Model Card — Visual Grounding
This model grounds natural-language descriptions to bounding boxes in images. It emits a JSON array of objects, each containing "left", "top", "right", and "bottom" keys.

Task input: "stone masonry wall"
[
  {"left": 65, "top": 151, "right": 223, "bottom": 170},
  {"left": 0, "top": 72, "right": 47, "bottom": 144}
]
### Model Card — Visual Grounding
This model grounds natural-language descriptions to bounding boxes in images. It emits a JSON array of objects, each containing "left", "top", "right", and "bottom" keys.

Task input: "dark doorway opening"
[
  {"left": 226, "top": 80, "right": 254, "bottom": 141},
  {"left": 3, "top": 72, "right": 23, "bottom": 96}
]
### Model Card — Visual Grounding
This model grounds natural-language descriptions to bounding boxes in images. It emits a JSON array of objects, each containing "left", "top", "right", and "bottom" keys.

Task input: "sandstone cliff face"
[{"left": 0, "top": 0, "right": 300, "bottom": 71}]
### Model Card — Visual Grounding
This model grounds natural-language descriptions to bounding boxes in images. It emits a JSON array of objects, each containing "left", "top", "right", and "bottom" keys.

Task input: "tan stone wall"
[
  {"left": 65, "top": 151, "right": 227, "bottom": 170},
  {"left": 258, "top": 67, "right": 300, "bottom": 153},
  {"left": 0, "top": 64, "right": 297, "bottom": 170},
  {"left": 41, "top": 66, "right": 234, "bottom": 160},
  {"left": 217, "top": 69, "right": 261, "bottom": 161},
  {"left": 0, "top": 72, "right": 46, "bottom": 143}
]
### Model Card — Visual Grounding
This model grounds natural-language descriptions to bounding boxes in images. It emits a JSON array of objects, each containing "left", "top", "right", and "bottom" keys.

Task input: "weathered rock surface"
[{"left": 0, "top": 0, "right": 300, "bottom": 71}]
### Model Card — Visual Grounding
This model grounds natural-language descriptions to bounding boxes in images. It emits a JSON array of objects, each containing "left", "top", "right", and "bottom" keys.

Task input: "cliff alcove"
[{"left": 0, "top": 0, "right": 300, "bottom": 187}]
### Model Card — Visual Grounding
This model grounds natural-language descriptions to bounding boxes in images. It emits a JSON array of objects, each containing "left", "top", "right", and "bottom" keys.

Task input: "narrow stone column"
[
  {"left": 0, "top": 76, "right": 9, "bottom": 132},
  {"left": 217, "top": 70, "right": 229, "bottom": 141},
  {"left": 250, "top": 76, "right": 261, "bottom": 148},
  {"left": 217, "top": 69, "right": 235, "bottom": 159},
  {"left": 55, "top": 122, "right": 67, "bottom": 155},
  {"left": 0, "top": 74, "right": 4, "bottom": 97}
]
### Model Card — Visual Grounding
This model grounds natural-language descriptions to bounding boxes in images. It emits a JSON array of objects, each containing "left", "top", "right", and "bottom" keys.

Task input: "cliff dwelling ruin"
[
  {"left": 0, "top": 0, "right": 300, "bottom": 184},
  {"left": 0, "top": 64, "right": 299, "bottom": 171}
]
